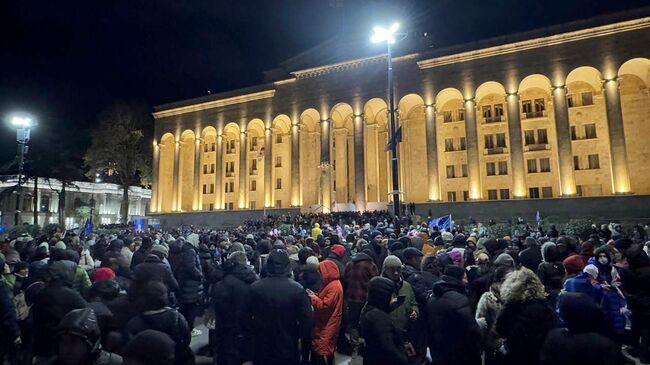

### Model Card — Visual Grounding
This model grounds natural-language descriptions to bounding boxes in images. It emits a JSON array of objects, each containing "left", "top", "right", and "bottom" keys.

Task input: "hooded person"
[
  {"left": 131, "top": 253, "right": 180, "bottom": 308},
  {"left": 343, "top": 249, "right": 379, "bottom": 338},
  {"left": 427, "top": 265, "right": 482, "bottom": 365},
  {"left": 307, "top": 260, "right": 343, "bottom": 365},
  {"left": 621, "top": 247, "right": 650, "bottom": 362},
  {"left": 248, "top": 249, "right": 314, "bottom": 365},
  {"left": 212, "top": 251, "right": 258, "bottom": 365},
  {"left": 326, "top": 244, "right": 346, "bottom": 276},
  {"left": 171, "top": 234, "right": 203, "bottom": 336},
  {"left": 540, "top": 292, "right": 624, "bottom": 365},
  {"left": 359, "top": 277, "right": 409, "bottom": 365},
  {"left": 312, "top": 223, "right": 323, "bottom": 240},
  {"left": 537, "top": 242, "right": 566, "bottom": 308},
  {"left": 122, "top": 330, "right": 175, "bottom": 365},
  {"left": 518, "top": 237, "right": 543, "bottom": 272},
  {"left": 475, "top": 265, "right": 513, "bottom": 365},
  {"left": 126, "top": 281, "right": 194, "bottom": 365},
  {"left": 588, "top": 246, "right": 627, "bottom": 337},
  {"left": 131, "top": 237, "right": 154, "bottom": 270},
  {"left": 49, "top": 308, "right": 121, "bottom": 365},
  {"left": 495, "top": 268, "right": 558, "bottom": 365},
  {"left": 32, "top": 260, "right": 88, "bottom": 358}
]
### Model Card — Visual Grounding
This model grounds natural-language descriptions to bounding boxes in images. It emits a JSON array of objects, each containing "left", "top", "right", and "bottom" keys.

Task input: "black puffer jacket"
[
  {"left": 127, "top": 307, "right": 193, "bottom": 365},
  {"left": 132, "top": 255, "right": 179, "bottom": 297},
  {"left": 360, "top": 277, "right": 408, "bottom": 365},
  {"left": 248, "top": 250, "right": 313, "bottom": 365},
  {"left": 622, "top": 248, "right": 650, "bottom": 319},
  {"left": 212, "top": 261, "right": 258, "bottom": 362},
  {"left": 402, "top": 264, "right": 434, "bottom": 307},
  {"left": 427, "top": 275, "right": 482, "bottom": 365},
  {"left": 32, "top": 261, "right": 88, "bottom": 357},
  {"left": 171, "top": 242, "right": 204, "bottom": 304}
]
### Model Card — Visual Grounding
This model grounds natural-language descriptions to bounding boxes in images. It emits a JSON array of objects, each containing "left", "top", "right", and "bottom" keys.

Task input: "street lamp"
[
  {"left": 10, "top": 115, "right": 34, "bottom": 226},
  {"left": 371, "top": 22, "right": 402, "bottom": 216}
]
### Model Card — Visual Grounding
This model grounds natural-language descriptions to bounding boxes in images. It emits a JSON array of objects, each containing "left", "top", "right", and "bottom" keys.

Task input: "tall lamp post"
[
  {"left": 11, "top": 116, "right": 34, "bottom": 226},
  {"left": 371, "top": 23, "right": 402, "bottom": 216}
]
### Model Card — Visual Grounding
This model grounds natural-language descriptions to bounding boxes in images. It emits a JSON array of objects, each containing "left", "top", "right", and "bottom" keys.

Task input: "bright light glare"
[
  {"left": 370, "top": 22, "right": 400, "bottom": 44},
  {"left": 11, "top": 116, "right": 33, "bottom": 128}
]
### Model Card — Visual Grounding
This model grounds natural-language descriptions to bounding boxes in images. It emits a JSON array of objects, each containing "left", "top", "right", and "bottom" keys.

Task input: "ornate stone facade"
[{"left": 152, "top": 13, "right": 650, "bottom": 214}]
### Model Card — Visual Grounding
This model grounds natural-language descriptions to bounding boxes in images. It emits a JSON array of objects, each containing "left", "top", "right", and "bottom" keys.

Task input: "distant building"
[
  {"left": 0, "top": 176, "right": 150, "bottom": 229},
  {"left": 151, "top": 9, "right": 650, "bottom": 215}
]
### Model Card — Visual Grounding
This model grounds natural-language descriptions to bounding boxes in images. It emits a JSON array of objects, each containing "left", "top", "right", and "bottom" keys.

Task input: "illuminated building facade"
[{"left": 151, "top": 12, "right": 650, "bottom": 214}]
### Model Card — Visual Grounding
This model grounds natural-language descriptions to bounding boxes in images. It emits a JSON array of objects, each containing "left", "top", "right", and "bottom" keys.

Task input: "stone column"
[
  {"left": 264, "top": 127, "right": 273, "bottom": 208},
  {"left": 215, "top": 134, "right": 223, "bottom": 209},
  {"left": 353, "top": 114, "right": 366, "bottom": 211},
  {"left": 603, "top": 78, "right": 631, "bottom": 194},
  {"left": 151, "top": 142, "right": 160, "bottom": 212},
  {"left": 239, "top": 131, "right": 247, "bottom": 209},
  {"left": 464, "top": 99, "right": 482, "bottom": 199},
  {"left": 291, "top": 123, "right": 301, "bottom": 207},
  {"left": 551, "top": 85, "right": 577, "bottom": 196},
  {"left": 506, "top": 93, "right": 527, "bottom": 198},
  {"left": 193, "top": 137, "right": 201, "bottom": 210},
  {"left": 320, "top": 119, "right": 332, "bottom": 212},
  {"left": 172, "top": 139, "right": 180, "bottom": 211},
  {"left": 425, "top": 105, "right": 440, "bottom": 201}
]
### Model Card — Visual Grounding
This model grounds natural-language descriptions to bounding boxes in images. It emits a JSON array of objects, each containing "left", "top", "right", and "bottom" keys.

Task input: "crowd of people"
[{"left": 1, "top": 211, "right": 650, "bottom": 365}]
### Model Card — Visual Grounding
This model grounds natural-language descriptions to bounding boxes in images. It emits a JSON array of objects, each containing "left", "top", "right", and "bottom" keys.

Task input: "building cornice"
[
  {"left": 153, "top": 90, "right": 276, "bottom": 119},
  {"left": 418, "top": 16, "right": 650, "bottom": 69},
  {"left": 291, "top": 53, "right": 419, "bottom": 80}
]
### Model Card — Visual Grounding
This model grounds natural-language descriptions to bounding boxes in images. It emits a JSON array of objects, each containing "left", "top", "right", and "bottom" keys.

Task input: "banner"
[
  {"left": 384, "top": 126, "right": 402, "bottom": 152},
  {"left": 429, "top": 214, "right": 452, "bottom": 230},
  {"left": 83, "top": 219, "right": 93, "bottom": 237}
]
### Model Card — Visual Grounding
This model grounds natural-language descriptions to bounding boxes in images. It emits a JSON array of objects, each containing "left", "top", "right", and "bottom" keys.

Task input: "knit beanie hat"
[
  {"left": 227, "top": 251, "right": 248, "bottom": 265},
  {"left": 54, "top": 241, "right": 66, "bottom": 250},
  {"left": 151, "top": 244, "right": 169, "bottom": 258},
  {"left": 229, "top": 242, "right": 245, "bottom": 254},
  {"left": 444, "top": 265, "right": 466, "bottom": 281},
  {"left": 92, "top": 267, "right": 116, "bottom": 283},
  {"left": 563, "top": 254, "right": 585, "bottom": 276},
  {"left": 583, "top": 264, "right": 599, "bottom": 279},
  {"left": 306, "top": 256, "right": 320, "bottom": 266},
  {"left": 123, "top": 330, "right": 175, "bottom": 365},
  {"left": 383, "top": 255, "right": 402, "bottom": 270},
  {"left": 494, "top": 253, "right": 515, "bottom": 268},
  {"left": 441, "top": 231, "right": 454, "bottom": 242}
]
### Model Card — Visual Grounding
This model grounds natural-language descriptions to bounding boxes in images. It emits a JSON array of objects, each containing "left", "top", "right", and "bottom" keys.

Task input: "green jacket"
[
  {"left": 389, "top": 279, "right": 419, "bottom": 331},
  {"left": 73, "top": 267, "right": 92, "bottom": 293}
]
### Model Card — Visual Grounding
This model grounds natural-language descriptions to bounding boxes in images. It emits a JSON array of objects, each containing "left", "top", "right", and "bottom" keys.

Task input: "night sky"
[{"left": 1, "top": 0, "right": 647, "bottom": 175}]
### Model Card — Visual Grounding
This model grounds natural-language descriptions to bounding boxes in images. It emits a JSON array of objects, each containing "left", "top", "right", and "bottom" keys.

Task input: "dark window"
[
  {"left": 276, "top": 178, "right": 282, "bottom": 189},
  {"left": 486, "top": 162, "right": 496, "bottom": 176},
  {"left": 522, "top": 100, "right": 533, "bottom": 114},
  {"left": 249, "top": 201, "right": 257, "bottom": 209},
  {"left": 209, "top": 184, "right": 214, "bottom": 194},
  {"left": 487, "top": 189, "right": 498, "bottom": 200},
  {"left": 250, "top": 180, "right": 257, "bottom": 191},
  {"left": 529, "top": 187, "right": 540, "bottom": 198},
  {"left": 461, "top": 164, "right": 468, "bottom": 177},
  {"left": 573, "top": 156, "right": 581, "bottom": 170},
  {"left": 537, "top": 129, "right": 548, "bottom": 144},
  {"left": 40, "top": 196, "right": 50, "bottom": 212},
  {"left": 482, "top": 105, "right": 492, "bottom": 118},
  {"left": 534, "top": 98, "right": 545, "bottom": 112},
  {"left": 496, "top": 133, "right": 507, "bottom": 148},
  {"left": 203, "top": 165, "right": 208, "bottom": 174},
  {"left": 445, "top": 138, "right": 454, "bottom": 152},
  {"left": 540, "top": 158, "right": 551, "bottom": 172},
  {"left": 581, "top": 92, "right": 594, "bottom": 106},
  {"left": 588, "top": 154, "right": 600, "bottom": 169},
  {"left": 494, "top": 104, "right": 504, "bottom": 117},
  {"left": 527, "top": 159, "right": 538, "bottom": 173},
  {"left": 276, "top": 200, "right": 282, "bottom": 208},
  {"left": 576, "top": 185, "right": 584, "bottom": 197},
  {"left": 203, "top": 184, "right": 207, "bottom": 194},
  {"left": 443, "top": 111, "right": 453, "bottom": 123},
  {"left": 250, "top": 136, "right": 258, "bottom": 151},
  {"left": 524, "top": 130, "right": 535, "bottom": 145},
  {"left": 462, "top": 191, "right": 469, "bottom": 201},
  {"left": 211, "top": 143, "right": 216, "bottom": 152},
  {"left": 499, "top": 189, "right": 510, "bottom": 200},
  {"left": 485, "top": 134, "right": 495, "bottom": 149},
  {"left": 250, "top": 159, "right": 257, "bottom": 173},
  {"left": 585, "top": 123, "right": 597, "bottom": 139},
  {"left": 457, "top": 109, "right": 465, "bottom": 121},
  {"left": 275, "top": 156, "right": 282, "bottom": 167},
  {"left": 459, "top": 137, "right": 466, "bottom": 150},
  {"left": 446, "top": 165, "right": 455, "bottom": 178},
  {"left": 498, "top": 161, "right": 508, "bottom": 175},
  {"left": 570, "top": 126, "right": 577, "bottom": 140},
  {"left": 447, "top": 191, "right": 457, "bottom": 202},
  {"left": 276, "top": 134, "right": 283, "bottom": 144},
  {"left": 542, "top": 187, "right": 553, "bottom": 198},
  {"left": 567, "top": 94, "right": 575, "bottom": 108}
]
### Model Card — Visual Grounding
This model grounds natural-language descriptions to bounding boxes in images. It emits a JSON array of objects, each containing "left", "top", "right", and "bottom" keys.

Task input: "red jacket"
[{"left": 310, "top": 260, "right": 343, "bottom": 356}]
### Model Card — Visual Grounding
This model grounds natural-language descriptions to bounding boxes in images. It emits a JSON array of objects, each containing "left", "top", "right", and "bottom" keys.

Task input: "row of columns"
[{"left": 151, "top": 80, "right": 631, "bottom": 213}]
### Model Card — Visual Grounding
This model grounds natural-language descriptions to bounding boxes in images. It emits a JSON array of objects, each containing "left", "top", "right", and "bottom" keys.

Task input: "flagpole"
[{"left": 386, "top": 41, "right": 401, "bottom": 217}]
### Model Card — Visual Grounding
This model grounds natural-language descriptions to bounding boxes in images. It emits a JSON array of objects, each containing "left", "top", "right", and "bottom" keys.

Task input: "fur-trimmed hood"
[{"left": 500, "top": 267, "right": 547, "bottom": 303}]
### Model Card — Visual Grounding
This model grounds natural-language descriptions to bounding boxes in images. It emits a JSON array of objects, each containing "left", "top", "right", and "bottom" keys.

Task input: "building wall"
[{"left": 152, "top": 15, "right": 650, "bottom": 214}]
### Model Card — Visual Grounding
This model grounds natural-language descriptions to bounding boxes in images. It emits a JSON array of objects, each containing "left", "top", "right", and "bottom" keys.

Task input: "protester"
[{"left": 308, "top": 260, "right": 343, "bottom": 365}]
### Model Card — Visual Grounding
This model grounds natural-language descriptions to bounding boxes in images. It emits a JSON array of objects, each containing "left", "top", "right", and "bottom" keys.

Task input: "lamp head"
[
  {"left": 11, "top": 116, "right": 34, "bottom": 128},
  {"left": 370, "top": 22, "right": 400, "bottom": 44}
]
